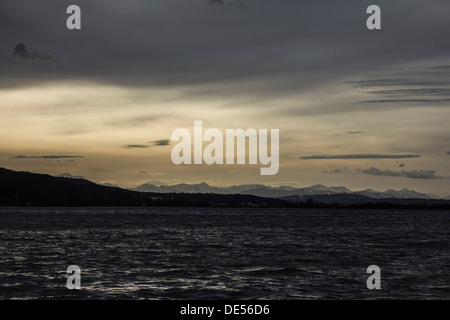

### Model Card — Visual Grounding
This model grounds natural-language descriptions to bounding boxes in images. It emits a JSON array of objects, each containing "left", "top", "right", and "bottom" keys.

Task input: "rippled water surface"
[{"left": 0, "top": 207, "right": 449, "bottom": 299}]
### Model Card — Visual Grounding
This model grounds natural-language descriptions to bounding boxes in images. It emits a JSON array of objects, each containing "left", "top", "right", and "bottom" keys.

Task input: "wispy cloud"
[
  {"left": 300, "top": 154, "right": 421, "bottom": 160},
  {"left": 11, "top": 155, "right": 84, "bottom": 159},
  {"left": 148, "top": 139, "right": 170, "bottom": 146},
  {"left": 359, "top": 167, "right": 444, "bottom": 180},
  {"left": 325, "top": 166, "right": 446, "bottom": 180},
  {"left": 323, "top": 167, "right": 352, "bottom": 174},
  {"left": 368, "top": 89, "right": 450, "bottom": 97},
  {"left": 13, "top": 43, "right": 53, "bottom": 61},
  {"left": 352, "top": 66, "right": 450, "bottom": 105},
  {"left": 121, "top": 145, "right": 148, "bottom": 149},
  {"left": 361, "top": 98, "right": 450, "bottom": 104},
  {"left": 331, "top": 130, "right": 365, "bottom": 136},
  {"left": 122, "top": 140, "right": 170, "bottom": 149},
  {"left": 349, "top": 79, "right": 450, "bottom": 88}
]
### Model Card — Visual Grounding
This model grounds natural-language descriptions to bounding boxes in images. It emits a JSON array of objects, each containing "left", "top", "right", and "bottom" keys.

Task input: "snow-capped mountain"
[{"left": 131, "top": 182, "right": 443, "bottom": 199}]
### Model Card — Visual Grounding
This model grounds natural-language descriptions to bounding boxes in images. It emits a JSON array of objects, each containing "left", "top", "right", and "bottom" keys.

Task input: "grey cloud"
[
  {"left": 360, "top": 167, "right": 402, "bottom": 177},
  {"left": 300, "top": 154, "right": 421, "bottom": 160},
  {"left": 349, "top": 79, "right": 450, "bottom": 88},
  {"left": 148, "top": 139, "right": 170, "bottom": 146},
  {"left": 323, "top": 168, "right": 352, "bottom": 174},
  {"left": 208, "top": 0, "right": 246, "bottom": 10},
  {"left": 121, "top": 145, "right": 148, "bottom": 149},
  {"left": 360, "top": 167, "right": 444, "bottom": 180},
  {"left": 368, "top": 89, "right": 450, "bottom": 96},
  {"left": 208, "top": 0, "right": 224, "bottom": 4},
  {"left": 2, "top": 0, "right": 450, "bottom": 95},
  {"left": 284, "top": 63, "right": 450, "bottom": 117},
  {"left": 352, "top": 65, "right": 450, "bottom": 106},
  {"left": 2, "top": 0, "right": 450, "bottom": 124},
  {"left": 236, "top": 0, "right": 246, "bottom": 10},
  {"left": 428, "top": 65, "right": 450, "bottom": 70},
  {"left": 122, "top": 139, "right": 170, "bottom": 149},
  {"left": 332, "top": 130, "right": 365, "bottom": 136},
  {"left": 361, "top": 98, "right": 450, "bottom": 104},
  {"left": 11, "top": 155, "right": 84, "bottom": 159},
  {"left": 208, "top": 0, "right": 226, "bottom": 5},
  {"left": 326, "top": 166, "right": 445, "bottom": 179},
  {"left": 13, "top": 43, "right": 52, "bottom": 61}
]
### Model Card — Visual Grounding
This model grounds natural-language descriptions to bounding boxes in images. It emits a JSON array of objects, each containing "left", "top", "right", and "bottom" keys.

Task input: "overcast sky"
[{"left": 1, "top": 0, "right": 450, "bottom": 195}]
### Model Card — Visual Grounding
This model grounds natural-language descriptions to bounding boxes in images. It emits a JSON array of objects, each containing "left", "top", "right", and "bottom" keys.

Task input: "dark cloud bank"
[{"left": 2, "top": 0, "right": 450, "bottom": 96}]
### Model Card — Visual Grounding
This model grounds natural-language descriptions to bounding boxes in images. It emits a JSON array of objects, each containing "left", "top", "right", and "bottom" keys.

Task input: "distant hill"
[
  {"left": 0, "top": 167, "right": 145, "bottom": 206},
  {"left": 1, "top": 167, "right": 449, "bottom": 209},
  {"left": 132, "top": 182, "right": 443, "bottom": 199},
  {"left": 0, "top": 168, "right": 287, "bottom": 207}
]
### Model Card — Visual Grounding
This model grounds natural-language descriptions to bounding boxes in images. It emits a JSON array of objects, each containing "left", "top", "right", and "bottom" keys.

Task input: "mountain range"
[
  {"left": 131, "top": 182, "right": 445, "bottom": 200},
  {"left": 1, "top": 167, "right": 449, "bottom": 208}
]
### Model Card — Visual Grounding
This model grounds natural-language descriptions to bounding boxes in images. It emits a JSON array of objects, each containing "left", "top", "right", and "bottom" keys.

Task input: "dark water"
[{"left": 0, "top": 207, "right": 449, "bottom": 300}]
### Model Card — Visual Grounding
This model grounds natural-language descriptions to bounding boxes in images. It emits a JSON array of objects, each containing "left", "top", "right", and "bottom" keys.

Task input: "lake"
[{"left": 0, "top": 207, "right": 449, "bottom": 299}]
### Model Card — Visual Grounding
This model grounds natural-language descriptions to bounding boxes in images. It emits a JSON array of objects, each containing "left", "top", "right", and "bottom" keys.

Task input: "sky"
[{"left": 1, "top": 0, "right": 450, "bottom": 196}]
